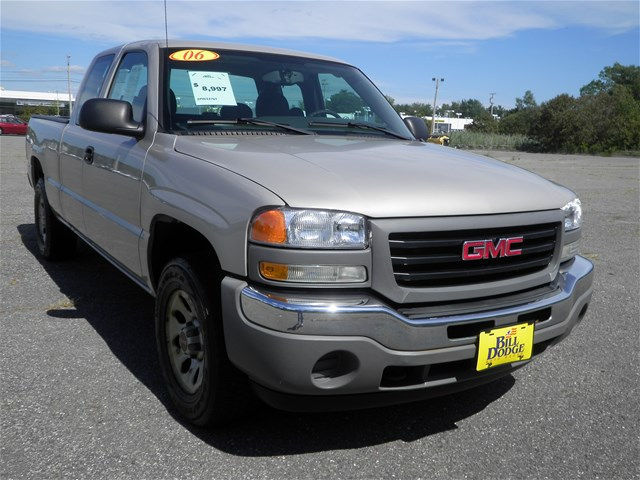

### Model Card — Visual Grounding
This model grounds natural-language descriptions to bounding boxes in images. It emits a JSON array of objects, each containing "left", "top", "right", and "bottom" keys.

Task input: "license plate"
[{"left": 476, "top": 322, "right": 534, "bottom": 371}]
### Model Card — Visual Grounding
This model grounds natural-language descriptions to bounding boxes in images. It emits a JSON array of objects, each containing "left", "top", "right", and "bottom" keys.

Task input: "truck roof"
[{"left": 105, "top": 39, "right": 348, "bottom": 65}]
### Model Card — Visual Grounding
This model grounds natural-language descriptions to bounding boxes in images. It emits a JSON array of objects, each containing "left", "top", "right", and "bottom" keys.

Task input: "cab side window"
[
  {"left": 108, "top": 52, "right": 148, "bottom": 123},
  {"left": 74, "top": 54, "right": 114, "bottom": 122},
  {"left": 318, "top": 72, "right": 377, "bottom": 121}
]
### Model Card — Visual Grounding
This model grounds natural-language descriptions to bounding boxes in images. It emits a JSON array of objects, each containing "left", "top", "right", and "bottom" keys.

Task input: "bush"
[
  {"left": 531, "top": 86, "right": 640, "bottom": 153},
  {"left": 448, "top": 131, "right": 529, "bottom": 150},
  {"left": 465, "top": 110, "right": 499, "bottom": 133},
  {"left": 498, "top": 108, "right": 540, "bottom": 136}
]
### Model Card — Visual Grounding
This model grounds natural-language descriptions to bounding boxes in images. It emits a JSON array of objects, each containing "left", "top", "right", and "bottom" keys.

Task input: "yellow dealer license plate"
[{"left": 476, "top": 322, "right": 534, "bottom": 371}]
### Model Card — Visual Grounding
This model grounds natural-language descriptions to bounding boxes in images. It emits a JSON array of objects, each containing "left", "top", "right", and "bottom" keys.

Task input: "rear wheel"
[
  {"left": 34, "top": 178, "right": 77, "bottom": 260},
  {"left": 155, "top": 255, "right": 248, "bottom": 426}
]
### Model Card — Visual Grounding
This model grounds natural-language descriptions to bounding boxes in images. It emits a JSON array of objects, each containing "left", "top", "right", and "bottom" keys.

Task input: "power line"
[
  {"left": 0, "top": 78, "right": 81, "bottom": 83},
  {"left": 0, "top": 70, "right": 84, "bottom": 75}
]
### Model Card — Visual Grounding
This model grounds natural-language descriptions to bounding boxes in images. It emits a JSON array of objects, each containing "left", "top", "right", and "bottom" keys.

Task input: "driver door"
[{"left": 81, "top": 51, "right": 150, "bottom": 276}]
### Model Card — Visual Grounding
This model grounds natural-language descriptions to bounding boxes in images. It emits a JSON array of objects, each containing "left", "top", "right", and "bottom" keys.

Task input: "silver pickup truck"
[{"left": 26, "top": 40, "right": 594, "bottom": 426}]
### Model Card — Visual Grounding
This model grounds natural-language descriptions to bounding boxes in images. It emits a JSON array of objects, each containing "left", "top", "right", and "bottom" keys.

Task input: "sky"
[{"left": 0, "top": 0, "right": 638, "bottom": 108}]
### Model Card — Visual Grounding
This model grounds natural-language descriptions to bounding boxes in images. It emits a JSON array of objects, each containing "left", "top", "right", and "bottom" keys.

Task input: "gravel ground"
[{"left": 1, "top": 135, "right": 638, "bottom": 479}]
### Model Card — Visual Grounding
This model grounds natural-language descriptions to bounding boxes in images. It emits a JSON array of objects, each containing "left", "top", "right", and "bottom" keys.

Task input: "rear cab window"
[{"left": 74, "top": 54, "right": 114, "bottom": 123}]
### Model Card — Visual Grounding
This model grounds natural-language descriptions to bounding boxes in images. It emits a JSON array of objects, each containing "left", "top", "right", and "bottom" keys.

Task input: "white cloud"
[
  {"left": 1, "top": 60, "right": 16, "bottom": 67},
  {"left": 0, "top": 1, "right": 637, "bottom": 44}
]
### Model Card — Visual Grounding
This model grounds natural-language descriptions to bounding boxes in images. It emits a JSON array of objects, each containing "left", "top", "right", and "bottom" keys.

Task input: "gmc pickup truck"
[{"left": 27, "top": 40, "right": 594, "bottom": 426}]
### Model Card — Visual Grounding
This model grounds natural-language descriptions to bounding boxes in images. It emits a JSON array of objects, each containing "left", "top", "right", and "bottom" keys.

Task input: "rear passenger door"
[
  {"left": 81, "top": 51, "right": 151, "bottom": 276},
  {"left": 59, "top": 54, "right": 114, "bottom": 233}
]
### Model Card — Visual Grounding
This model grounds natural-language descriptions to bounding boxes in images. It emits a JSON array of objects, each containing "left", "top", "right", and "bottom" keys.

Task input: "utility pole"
[
  {"left": 430, "top": 77, "right": 444, "bottom": 134},
  {"left": 489, "top": 92, "right": 496, "bottom": 117},
  {"left": 66, "top": 55, "right": 72, "bottom": 116}
]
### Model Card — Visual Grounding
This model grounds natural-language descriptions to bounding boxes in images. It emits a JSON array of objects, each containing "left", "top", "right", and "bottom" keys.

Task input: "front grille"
[{"left": 389, "top": 223, "right": 559, "bottom": 288}]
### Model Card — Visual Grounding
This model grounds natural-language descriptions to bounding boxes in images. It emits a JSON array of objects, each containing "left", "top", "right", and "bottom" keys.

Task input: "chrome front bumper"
[
  {"left": 220, "top": 256, "right": 594, "bottom": 398},
  {"left": 237, "top": 256, "right": 594, "bottom": 351}
]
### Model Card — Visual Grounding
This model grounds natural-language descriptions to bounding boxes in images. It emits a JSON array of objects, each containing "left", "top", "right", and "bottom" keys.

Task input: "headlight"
[
  {"left": 250, "top": 208, "right": 367, "bottom": 249},
  {"left": 562, "top": 198, "right": 582, "bottom": 231}
]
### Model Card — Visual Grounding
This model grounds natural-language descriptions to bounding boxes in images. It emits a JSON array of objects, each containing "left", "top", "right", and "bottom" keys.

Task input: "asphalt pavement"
[{"left": 1, "top": 135, "right": 638, "bottom": 479}]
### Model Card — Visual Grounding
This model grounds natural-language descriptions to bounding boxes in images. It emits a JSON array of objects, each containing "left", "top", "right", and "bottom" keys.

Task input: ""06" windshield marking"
[{"left": 169, "top": 50, "right": 220, "bottom": 62}]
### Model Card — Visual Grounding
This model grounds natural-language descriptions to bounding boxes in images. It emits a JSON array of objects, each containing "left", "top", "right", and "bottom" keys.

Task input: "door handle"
[{"left": 83, "top": 146, "right": 94, "bottom": 164}]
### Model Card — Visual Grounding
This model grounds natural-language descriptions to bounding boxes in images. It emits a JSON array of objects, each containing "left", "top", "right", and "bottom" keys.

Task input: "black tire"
[
  {"left": 155, "top": 255, "right": 248, "bottom": 427},
  {"left": 34, "top": 178, "right": 77, "bottom": 260}
]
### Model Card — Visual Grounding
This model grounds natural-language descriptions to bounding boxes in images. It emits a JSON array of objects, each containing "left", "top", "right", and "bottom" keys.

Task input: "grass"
[{"left": 449, "top": 131, "right": 530, "bottom": 150}]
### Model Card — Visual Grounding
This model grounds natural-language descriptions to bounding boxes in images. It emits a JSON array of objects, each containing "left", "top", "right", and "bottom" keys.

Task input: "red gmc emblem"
[{"left": 462, "top": 237, "right": 523, "bottom": 260}]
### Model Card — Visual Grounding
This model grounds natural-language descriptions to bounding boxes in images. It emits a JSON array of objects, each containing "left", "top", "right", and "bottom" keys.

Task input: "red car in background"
[{"left": 0, "top": 115, "right": 28, "bottom": 135}]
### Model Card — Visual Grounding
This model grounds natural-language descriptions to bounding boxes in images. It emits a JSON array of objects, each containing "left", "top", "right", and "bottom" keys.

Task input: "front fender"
[{"left": 139, "top": 138, "right": 285, "bottom": 286}]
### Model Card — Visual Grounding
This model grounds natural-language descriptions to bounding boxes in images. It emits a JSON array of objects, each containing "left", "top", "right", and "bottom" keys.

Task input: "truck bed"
[{"left": 30, "top": 115, "right": 69, "bottom": 124}]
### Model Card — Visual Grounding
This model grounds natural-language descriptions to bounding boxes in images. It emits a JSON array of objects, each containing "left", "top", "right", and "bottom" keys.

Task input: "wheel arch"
[
  {"left": 147, "top": 214, "right": 223, "bottom": 291},
  {"left": 30, "top": 155, "right": 44, "bottom": 188}
]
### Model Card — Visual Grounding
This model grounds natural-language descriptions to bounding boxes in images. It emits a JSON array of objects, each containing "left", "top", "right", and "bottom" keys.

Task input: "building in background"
[
  {"left": 423, "top": 116, "right": 474, "bottom": 134},
  {"left": 398, "top": 111, "right": 474, "bottom": 134},
  {"left": 0, "top": 87, "right": 74, "bottom": 117}
]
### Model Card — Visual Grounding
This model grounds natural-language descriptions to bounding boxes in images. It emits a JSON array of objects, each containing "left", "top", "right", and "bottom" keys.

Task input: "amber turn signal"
[
  {"left": 259, "top": 262, "right": 367, "bottom": 283},
  {"left": 259, "top": 261, "right": 289, "bottom": 281},
  {"left": 250, "top": 209, "right": 287, "bottom": 244}
]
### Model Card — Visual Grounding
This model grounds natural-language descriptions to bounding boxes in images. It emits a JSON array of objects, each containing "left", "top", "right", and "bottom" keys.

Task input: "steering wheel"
[{"left": 309, "top": 109, "right": 342, "bottom": 119}]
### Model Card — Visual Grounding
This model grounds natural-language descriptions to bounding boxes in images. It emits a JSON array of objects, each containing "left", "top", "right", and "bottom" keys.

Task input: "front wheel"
[{"left": 155, "top": 255, "right": 248, "bottom": 427}]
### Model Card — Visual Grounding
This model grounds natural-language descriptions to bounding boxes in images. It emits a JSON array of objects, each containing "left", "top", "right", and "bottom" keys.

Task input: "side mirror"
[
  {"left": 403, "top": 116, "right": 429, "bottom": 141},
  {"left": 79, "top": 98, "right": 144, "bottom": 138}
]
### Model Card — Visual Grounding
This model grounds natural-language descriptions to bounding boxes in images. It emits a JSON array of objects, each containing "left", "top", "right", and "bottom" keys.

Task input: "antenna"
[{"left": 163, "top": 0, "right": 169, "bottom": 48}]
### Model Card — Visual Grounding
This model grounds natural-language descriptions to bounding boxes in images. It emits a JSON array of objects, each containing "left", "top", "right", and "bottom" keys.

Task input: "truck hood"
[{"left": 174, "top": 135, "right": 575, "bottom": 218}]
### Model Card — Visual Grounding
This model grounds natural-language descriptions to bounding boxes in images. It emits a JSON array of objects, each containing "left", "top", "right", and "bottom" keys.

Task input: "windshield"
[{"left": 162, "top": 48, "right": 411, "bottom": 139}]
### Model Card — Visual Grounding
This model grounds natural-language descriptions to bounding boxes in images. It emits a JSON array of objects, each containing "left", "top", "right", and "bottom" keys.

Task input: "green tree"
[
  {"left": 580, "top": 63, "right": 640, "bottom": 100},
  {"left": 497, "top": 90, "right": 540, "bottom": 135},
  {"left": 575, "top": 85, "right": 640, "bottom": 152},
  {"left": 384, "top": 95, "right": 395, "bottom": 106},
  {"left": 579, "top": 79, "right": 605, "bottom": 97},
  {"left": 498, "top": 108, "right": 541, "bottom": 135},
  {"left": 467, "top": 110, "right": 499, "bottom": 133},
  {"left": 492, "top": 105, "right": 507, "bottom": 118},
  {"left": 442, "top": 99, "right": 486, "bottom": 119},
  {"left": 531, "top": 85, "right": 640, "bottom": 153},
  {"left": 515, "top": 90, "right": 537, "bottom": 110},
  {"left": 17, "top": 105, "right": 59, "bottom": 122},
  {"left": 393, "top": 102, "right": 433, "bottom": 117},
  {"left": 531, "top": 94, "right": 577, "bottom": 151},
  {"left": 326, "top": 89, "right": 364, "bottom": 113}
]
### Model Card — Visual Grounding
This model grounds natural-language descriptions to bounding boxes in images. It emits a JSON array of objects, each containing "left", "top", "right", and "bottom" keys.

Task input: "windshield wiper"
[
  {"left": 185, "top": 118, "right": 313, "bottom": 135},
  {"left": 307, "top": 121, "right": 411, "bottom": 140}
]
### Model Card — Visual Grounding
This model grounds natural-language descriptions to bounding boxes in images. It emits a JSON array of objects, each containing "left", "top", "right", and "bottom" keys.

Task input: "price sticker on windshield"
[{"left": 188, "top": 71, "right": 237, "bottom": 106}]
